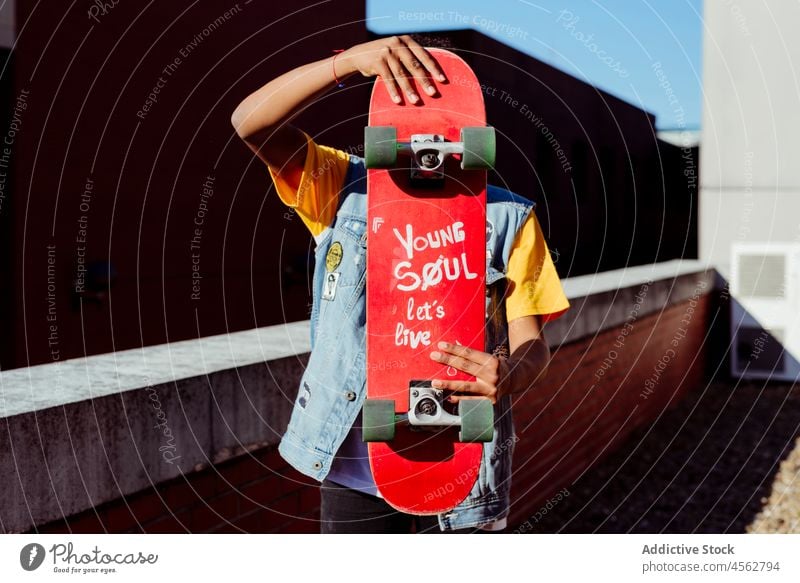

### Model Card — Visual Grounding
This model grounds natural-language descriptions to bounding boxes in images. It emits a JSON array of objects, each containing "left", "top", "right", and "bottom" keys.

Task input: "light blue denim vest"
[{"left": 278, "top": 155, "right": 534, "bottom": 530}]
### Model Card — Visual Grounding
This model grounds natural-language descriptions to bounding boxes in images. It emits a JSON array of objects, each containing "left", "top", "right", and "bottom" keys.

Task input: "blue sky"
[{"left": 366, "top": 0, "right": 703, "bottom": 130}]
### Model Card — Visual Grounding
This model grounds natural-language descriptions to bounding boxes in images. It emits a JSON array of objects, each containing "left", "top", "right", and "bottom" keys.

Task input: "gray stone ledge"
[{"left": 1, "top": 321, "right": 310, "bottom": 419}]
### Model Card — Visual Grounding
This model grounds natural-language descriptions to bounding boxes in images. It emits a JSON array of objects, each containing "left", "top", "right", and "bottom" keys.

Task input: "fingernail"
[
  {"left": 430, "top": 351, "right": 441, "bottom": 360},
  {"left": 438, "top": 73, "right": 446, "bottom": 81},
  {"left": 425, "top": 85, "right": 436, "bottom": 95},
  {"left": 407, "top": 92, "right": 418, "bottom": 103},
  {"left": 392, "top": 95, "right": 401, "bottom": 103},
  {"left": 431, "top": 380, "right": 442, "bottom": 388},
  {"left": 437, "top": 341, "right": 448, "bottom": 349}
]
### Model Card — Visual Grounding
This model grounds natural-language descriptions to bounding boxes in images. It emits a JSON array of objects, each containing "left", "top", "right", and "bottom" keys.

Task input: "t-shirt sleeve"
[
  {"left": 266, "top": 132, "right": 351, "bottom": 238},
  {"left": 505, "top": 211, "right": 570, "bottom": 322}
]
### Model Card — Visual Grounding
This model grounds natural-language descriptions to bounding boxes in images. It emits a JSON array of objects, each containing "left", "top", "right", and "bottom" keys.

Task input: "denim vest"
[{"left": 278, "top": 156, "right": 534, "bottom": 530}]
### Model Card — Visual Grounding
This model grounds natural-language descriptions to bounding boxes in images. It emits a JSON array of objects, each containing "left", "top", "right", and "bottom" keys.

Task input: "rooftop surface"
[{"left": 517, "top": 377, "right": 800, "bottom": 533}]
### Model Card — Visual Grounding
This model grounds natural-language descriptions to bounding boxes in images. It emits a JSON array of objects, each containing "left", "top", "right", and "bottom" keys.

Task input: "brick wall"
[
  {"left": 508, "top": 293, "right": 711, "bottom": 526},
  {"left": 36, "top": 448, "right": 319, "bottom": 534},
  {"left": 33, "top": 293, "right": 710, "bottom": 533}
]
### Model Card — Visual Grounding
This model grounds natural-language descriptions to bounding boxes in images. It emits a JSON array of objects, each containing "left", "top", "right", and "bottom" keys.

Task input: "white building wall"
[{"left": 700, "top": 0, "right": 800, "bottom": 277}]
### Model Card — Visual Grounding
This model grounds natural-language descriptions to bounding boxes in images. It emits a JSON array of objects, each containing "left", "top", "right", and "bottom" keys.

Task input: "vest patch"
[
  {"left": 322, "top": 272, "right": 340, "bottom": 301},
  {"left": 326, "top": 241, "right": 343, "bottom": 272}
]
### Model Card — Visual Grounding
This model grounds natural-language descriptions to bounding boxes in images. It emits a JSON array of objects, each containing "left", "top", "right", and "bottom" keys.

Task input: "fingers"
[
  {"left": 429, "top": 350, "right": 479, "bottom": 376},
  {"left": 373, "top": 59, "right": 401, "bottom": 104},
  {"left": 392, "top": 46, "right": 434, "bottom": 98},
  {"left": 400, "top": 35, "right": 447, "bottom": 82},
  {"left": 433, "top": 341, "right": 495, "bottom": 366},
  {"left": 371, "top": 36, "right": 444, "bottom": 104},
  {"left": 430, "top": 342, "right": 502, "bottom": 387},
  {"left": 430, "top": 379, "right": 494, "bottom": 403},
  {"left": 431, "top": 378, "right": 489, "bottom": 395},
  {"left": 395, "top": 37, "right": 440, "bottom": 96},
  {"left": 384, "top": 49, "right": 420, "bottom": 104}
]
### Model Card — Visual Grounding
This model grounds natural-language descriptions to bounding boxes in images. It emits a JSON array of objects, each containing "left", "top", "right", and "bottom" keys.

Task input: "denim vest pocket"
[
  {"left": 316, "top": 214, "right": 368, "bottom": 334},
  {"left": 324, "top": 213, "right": 367, "bottom": 287}
]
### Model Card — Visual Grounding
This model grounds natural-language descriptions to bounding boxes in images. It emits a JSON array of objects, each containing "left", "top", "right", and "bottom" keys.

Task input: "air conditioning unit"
[{"left": 730, "top": 243, "right": 800, "bottom": 380}]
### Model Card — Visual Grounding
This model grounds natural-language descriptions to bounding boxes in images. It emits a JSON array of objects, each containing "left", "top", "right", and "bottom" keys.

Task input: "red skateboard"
[{"left": 363, "top": 49, "right": 496, "bottom": 514}]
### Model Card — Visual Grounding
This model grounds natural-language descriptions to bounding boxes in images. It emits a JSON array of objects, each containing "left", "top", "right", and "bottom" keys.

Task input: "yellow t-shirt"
[{"left": 267, "top": 134, "right": 569, "bottom": 323}]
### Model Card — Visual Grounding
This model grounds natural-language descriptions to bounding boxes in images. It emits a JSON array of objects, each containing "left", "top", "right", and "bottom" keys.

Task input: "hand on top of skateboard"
[
  {"left": 335, "top": 35, "right": 447, "bottom": 104},
  {"left": 429, "top": 341, "right": 511, "bottom": 406},
  {"left": 231, "top": 36, "right": 449, "bottom": 188}
]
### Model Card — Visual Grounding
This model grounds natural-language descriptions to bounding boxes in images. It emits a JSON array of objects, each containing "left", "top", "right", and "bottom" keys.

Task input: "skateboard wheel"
[
  {"left": 362, "top": 399, "right": 396, "bottom": 442},
  {"left": 458, "top": 399, "right": 494, "bottom": 443},
  {"left": 460, "top": 127, "right": 496, "bottom": 170},
  {"left": 364, "top": 126, "right": 398, "bottom": 168}
]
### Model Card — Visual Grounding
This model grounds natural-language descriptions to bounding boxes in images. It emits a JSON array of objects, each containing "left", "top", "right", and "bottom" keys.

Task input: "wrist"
[
  {"left": 332, "top": 50, "right": 355, "bottom": 82},
  {"left": 497, "top": 358, "right": 516, "bottom": 399}
]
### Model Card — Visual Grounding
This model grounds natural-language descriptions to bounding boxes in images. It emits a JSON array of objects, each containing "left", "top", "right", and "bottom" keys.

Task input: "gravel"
[{"left": 520, "top": 377, "right": 800, "bottom": 533}]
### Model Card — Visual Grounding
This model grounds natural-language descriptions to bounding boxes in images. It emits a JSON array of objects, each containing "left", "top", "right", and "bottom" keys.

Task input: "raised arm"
[{"left": 230, "top": 36, "right": 446, "bottom": 191}]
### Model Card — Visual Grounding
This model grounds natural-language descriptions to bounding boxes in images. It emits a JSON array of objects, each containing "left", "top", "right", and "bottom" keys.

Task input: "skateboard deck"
[{"left": 364, "top": 49, "right": 495, "bottom": 515}]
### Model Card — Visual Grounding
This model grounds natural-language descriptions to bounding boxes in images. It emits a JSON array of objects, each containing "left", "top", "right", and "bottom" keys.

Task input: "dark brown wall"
[
  {"left": 6, "top": 1, "right": 369, "bottom": 368},
  {"left": 0, "top": 47, "right": 14, "bottom": 367}
]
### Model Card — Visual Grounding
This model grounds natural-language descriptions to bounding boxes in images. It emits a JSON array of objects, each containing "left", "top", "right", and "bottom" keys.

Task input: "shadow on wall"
[{"left": 731, "top": 298, "right": 797, "bottom": 380}]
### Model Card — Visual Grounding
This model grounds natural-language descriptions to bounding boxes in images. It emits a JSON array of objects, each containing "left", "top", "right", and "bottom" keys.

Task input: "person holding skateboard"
[{"left": 231, "top": 35, "right": 570, "bottom": 533}]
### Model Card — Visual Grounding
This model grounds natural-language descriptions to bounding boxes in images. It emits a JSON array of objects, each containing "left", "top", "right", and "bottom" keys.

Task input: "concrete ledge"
[
  {"left": 545, "top": 259, "right": 715, "bottom": 346},
  {"left": 0, "top": 260, "right": 714, "bottom": 532},
  {"left": 1, "top": 321, "right": 310, "bottom": 418}
]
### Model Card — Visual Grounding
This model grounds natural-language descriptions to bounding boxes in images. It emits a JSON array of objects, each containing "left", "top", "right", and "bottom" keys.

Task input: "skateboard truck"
[
  {"left": 362, "top": 382, "right": 494, "bottom": 443},
  {"left": 408, "top": 380, "right": 459, "bottom": 427},
  {"left": 405, "top": 135, "right": 459, "bottom": 183},
  {"left": 364, "top": 126, "right": 496, "bottom": 181}
]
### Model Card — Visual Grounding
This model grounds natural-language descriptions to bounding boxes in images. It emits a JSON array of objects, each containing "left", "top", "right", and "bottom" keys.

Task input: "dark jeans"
[{"left": 319, "top": 479, "right": 491, "bottom": 533}]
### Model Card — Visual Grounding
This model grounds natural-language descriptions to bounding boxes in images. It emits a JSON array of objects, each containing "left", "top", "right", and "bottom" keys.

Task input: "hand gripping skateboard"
[{"left": 363, "top": 49, "right": 496, "bottom": 514}]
